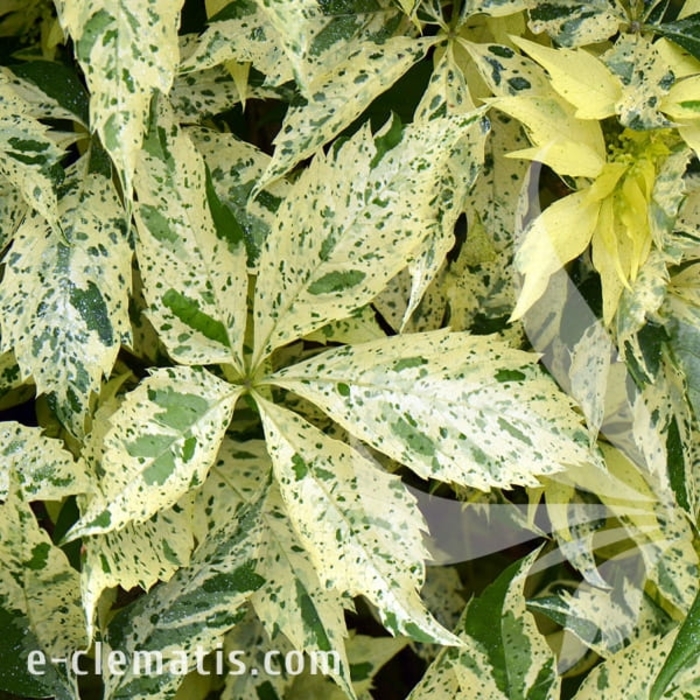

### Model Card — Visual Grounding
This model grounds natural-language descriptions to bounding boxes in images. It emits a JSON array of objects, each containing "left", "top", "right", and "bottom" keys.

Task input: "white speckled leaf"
[
  {"left": 54, "top": 0, "right": 183, "bottom": 196},
  {"left": 0, "top": 472, "right": 87, "bottom": 700},
  {"left": 64, "top": 366, "right": 240, "bottom": 541},
  {"left": 102, "top": 491, "right": 267, "bottom": 700},
  {"left": 255, "top": 395, "right": 462, "bottom": 646},
  {"left": 525, "top": 0, "right": 623, "bottom": 47},
  {"left": 0, "top": 77, "right": 63, "bottom": 228},
  {"left": 188, "top": 127, "right": 290, "bottom": 270},
  {"left": 0, "top": 157, "right": 131, "bottom": 436},
  {"left": 0, "top": 422, "right": 90, "bottom": 501},
  {"left": 408, "top": 547, "right": 559, "bottom": 700},
  {"left": 265, "top": 331, "right": 591, "bottom": 490},
  {"left": 572, "top": 629, "right": 685, "bottom": 699},
  {"left": 465, "top": 0, "right": 527, "bottom": 17},
  {"left": 252, "top": 112, "right": 486, "bottom": 366},
  {"left": 257, "top": 36, "right": 433, "bottom": 190},
  {"left": 252, "top": 486, "right": 355, "bottom": 698},
  {"left": 134, "top": 97, "right": 248, "bottom": 374}
]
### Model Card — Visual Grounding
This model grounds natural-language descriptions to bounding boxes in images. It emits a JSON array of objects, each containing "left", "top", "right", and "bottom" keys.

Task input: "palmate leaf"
[
  {"left": 265, "top": 330, "right": 592, "bottom": 490},
  {"left": 0, "top": 155, "right": 131, "bottom": 436},
  {"left": 0, "top": 472, "right": 86, "bottom": 700},
  {"left": 134, "top": 96, "right": 248, "bottom": 374},
  {"left": 408, "top": 547, "right": 560, "bottom": 700},
  {"left": 254, "top": 396, "right": 462, "bottom": 646},
  {"left": 64, "top": 366, "right": 241, "bottom": 541},
  {"left": 0, "top": 76, "right": 64, "bottom": 228},
  {"left": 251, "top": 111, "right": 487, "bottom": 366},
  {"left": 103, "top": 491, "right": 267, "bottom": 700},
  {"left": 54, "top": 0, "right": 182, "bottom": 196}
]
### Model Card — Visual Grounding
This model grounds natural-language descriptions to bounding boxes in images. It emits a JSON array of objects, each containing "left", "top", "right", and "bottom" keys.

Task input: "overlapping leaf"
[
  {"left": 0, "top": 76, "right": 64, "bottom": 228},
  {"left": 134, "top": 97, "right": 248, "bottom": 374},
  {"left": 103, "top": 491, "right": 267, "bottom": 700},
  {"left": 251, "top": 111, "right": 487, "bottom": 365},
  {"left": 255, "top": 396, "right": 461, "bottom": 646},
  {"left": 265, "top": 330, "right": 592, "bottom": 489},
  {"left": 0, "top": 157, "right": 131, "bottom": 436},
  {"left": 0, "top": 472, "right": 86, "bottom": 700},
  {"left": 408, "top": 548, "right": 560, "bottom": 700},
  {"left": 64, "top": 366, "right": 240, "bottom": 541},
  {"left": 54, "top": 0, "right": 182, "bottom": 195}
]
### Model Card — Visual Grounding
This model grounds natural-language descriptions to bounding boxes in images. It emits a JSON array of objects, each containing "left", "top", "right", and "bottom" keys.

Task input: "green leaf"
[
  {"left": 265, "top": 331, "right": 591, "bottom": 490},
  {"left": 64, "top": 366, "right": 240, "bottom": 541},
  {"left": 0, "top": 472, "right": 86, "bottom": 700},
  {"left": 654, "top": 12, "right": 700, "bottom": 62},
  {"left": 54, "top": 0, "right": 183, "bottom": 196},
  {"left": 255, "top": 395, "right": 462, "bottom": 646},
  {"left": 256, "top": 36, "right": 433, "bottom": 190},
  {"left": 408, "top": 547, "right": 560, "bottom": 699},
  {"left": 251, "top": 112, "right": 487, "bottom": 366},
  {"left": 651, "top": 585, "right": 700, "bottom": 699},
  {"left": 103, "top": 491, "right": 267, "bottom": 700},
  {"left": 464, "top": 0, "right": 528, "bottom": 18},
  {"left": 134, "top": 97, "right": 248, "bottom": 374},
  {"left": 0, "top": 156, "right": 131, "bottom": 436}
]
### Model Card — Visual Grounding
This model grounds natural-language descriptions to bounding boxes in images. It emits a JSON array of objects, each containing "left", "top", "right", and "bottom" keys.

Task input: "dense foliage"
[{"left": 1, "top": 0, "right": 700, "bottom": 698}]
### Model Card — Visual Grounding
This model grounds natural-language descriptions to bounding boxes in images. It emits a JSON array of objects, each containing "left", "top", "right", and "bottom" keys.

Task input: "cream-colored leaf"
[
  {"left": 134, "top": 96, "right": 248, "bottom": 374},
  {"left": 255, "top": 396, "right": 461, "bottom": 646},
  {"left": 257, "top": 36, "right": 433, "bottom": 191},
  {"left": 265, "top": 331, "right": 591, "bottom": 490},
  {"left": 0, "top": 157, "right": 131, "bottom": 436},
  {"left": 54, "top": 0, "right": 182, "bottom": 196},
  {"left": 64, "top": 366, "right": 240, "bottom": 541},
  {"left": 252, "top": 112, "right": 485, "bottom": 366}
]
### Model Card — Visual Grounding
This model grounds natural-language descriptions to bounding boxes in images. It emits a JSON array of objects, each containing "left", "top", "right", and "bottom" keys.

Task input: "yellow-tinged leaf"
[
  {"left": 511, "top": 189, "right": 600, "bottom": 320},
  {"left": 64, "top": 366, "right": 240, "bottom": 541},
  {"left": 679, "top": 122, "right": 700, "bottom": 159},
  {"left": 511, "top": 35, "right": 621, "bottom": 119},
  {"left": 264, "top": 331, "right": 592, "bottom": 490},
  {"left": 662, "top": 75, "right": 700, "bottom": 120},
  {"left": 255, "top": 395, "right": 462, "bottom": 647},
  {"left": 54, "top": 0, "right": 183, "bottom": 197},
  {"left": 492, "top": 96, "right": 606, "bottom": 176}
]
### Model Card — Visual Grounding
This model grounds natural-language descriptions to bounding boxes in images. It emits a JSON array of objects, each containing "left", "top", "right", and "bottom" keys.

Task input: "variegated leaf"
[
  {"left": 464, "top": 0, "right": 528, "bottom": 17},
  {"left": 257, "top": 36, "right": 433, "bottom": 190},
  {"left": 265, "top": 331, "right": 591, "bottom": 490},
  {"left": 0, "top": 156, "right": 131, "bottom": 436},
  {"left": 572, "top": 629, "right": 689, "bottom": 699},
  {"left": 0, "top": 174, "right": 26, "bottom": 248},
  {"left": 188, "top": 127, "right": 290, "bottom": 270},
  {"left": 103, "top": 491, "right": 267, "bottom": 700},
  {"left": 134, "top": 97, "right": 248, "bottom": 374},
  {"left": 408, "top": 547, "right": 559, "bottom": 699},
  {"left": 54, "top": 0, "right": 183, "bottom": 196},
  {"left": 525, "top": 0, "right": 623, "bottom": 47},
  {"left": 252, "top": 486, "right": 355, "bottom": 698},
  {"left": 0, "top": 422, "right": 90, "bottom": 501},
  {"left": 0, "top": 472, "right": 86, "bottom": 700},
  {"left": 0, "top": 75, "right": 64, "bottom": 227},
  {"left": 255, "top": 396, "right": 461, "bottom": 646},
  {"left": 251, "top": 112, "right": 486, "bottom": 366},
  {"left": 64, "top": 366, "right": 240, "bottom": 541}
]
